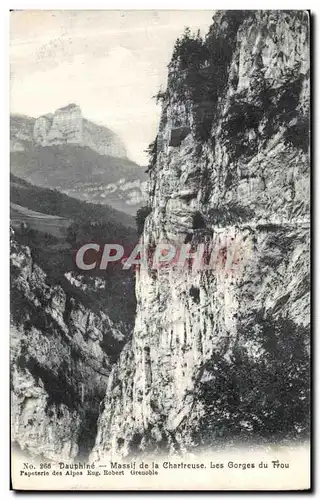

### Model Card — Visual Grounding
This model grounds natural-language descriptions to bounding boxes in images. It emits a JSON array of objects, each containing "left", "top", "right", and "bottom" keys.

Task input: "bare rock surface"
[{"left": 10, "top": 236, "right": 127, "bottom": 461}]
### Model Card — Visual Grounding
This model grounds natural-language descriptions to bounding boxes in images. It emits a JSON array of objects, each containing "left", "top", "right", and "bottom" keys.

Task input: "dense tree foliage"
[
  {"left": 191, "top": 315, "right": 309, "bottom": 445},
  {"left": 169, "top": 13, "right": 247, "bottom": 141}
]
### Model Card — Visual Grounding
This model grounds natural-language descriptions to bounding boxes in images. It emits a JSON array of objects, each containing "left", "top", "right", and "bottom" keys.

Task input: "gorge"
[{"left": 11, "top": 10, "right": 310, "bottom": 464}]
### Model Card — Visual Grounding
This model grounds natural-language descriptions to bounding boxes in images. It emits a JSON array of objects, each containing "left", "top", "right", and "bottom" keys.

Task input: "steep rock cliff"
[{"left": 91, "top": 11, "right": 310, "bottom": 461}]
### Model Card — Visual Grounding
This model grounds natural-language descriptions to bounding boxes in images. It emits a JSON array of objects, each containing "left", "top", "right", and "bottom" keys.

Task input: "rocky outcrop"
[
  {"left": 91, "top": 11, "right": 310, "bottom": 461},
  {"left": 33, "top": 104, "right": 127, "bottom": 158},
  {"left": 10, "top": 236, "right": 127, "bottom": 461},
  {"left": 10, "top": 114, "right": 35, "bottom": 152}
]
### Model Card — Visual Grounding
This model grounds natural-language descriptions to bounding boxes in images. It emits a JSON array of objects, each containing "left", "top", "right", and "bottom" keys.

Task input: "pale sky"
[{"left": 10, "top": 10, "right": 213, "bottom": 165}]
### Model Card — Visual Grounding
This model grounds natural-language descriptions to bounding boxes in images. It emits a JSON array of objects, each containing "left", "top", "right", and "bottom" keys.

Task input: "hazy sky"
[{"left": 10, "top": 10, "right": 213, "bottom": 165}]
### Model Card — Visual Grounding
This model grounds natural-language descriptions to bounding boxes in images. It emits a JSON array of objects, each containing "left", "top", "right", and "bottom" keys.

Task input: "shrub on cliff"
[
  {"left": 169, "top": 14, "right": 246, "bottom": 141},
  {"left": 172, "top": 28, "right": 206, "bottom": 70},
  {"left": 283, "top": 114, "right": 309, "bottom": 153}
]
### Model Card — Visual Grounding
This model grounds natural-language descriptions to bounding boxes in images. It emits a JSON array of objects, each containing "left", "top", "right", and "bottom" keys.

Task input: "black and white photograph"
[{"left": 9, "top": 9, "right": 311, "bottom": 490}]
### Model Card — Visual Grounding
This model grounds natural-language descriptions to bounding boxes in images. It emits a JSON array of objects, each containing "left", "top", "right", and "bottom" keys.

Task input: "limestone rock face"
[
  {"left": 33, "top": 104, "right": 127, "bottom": 158},
  {"left": 91, "top": 11, "right": 310, "bottom": 461},
  {"left": 10, "top": 236, "right": 126, "bottom": 461}
]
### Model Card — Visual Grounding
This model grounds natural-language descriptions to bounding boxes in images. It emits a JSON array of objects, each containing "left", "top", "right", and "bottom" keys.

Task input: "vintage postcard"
[{"left": 10, "top": 10, "right": 310, "bottom": 490}]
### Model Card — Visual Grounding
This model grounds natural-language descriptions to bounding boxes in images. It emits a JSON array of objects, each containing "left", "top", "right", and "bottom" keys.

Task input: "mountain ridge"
[
  {"left": 12, "top": 103, "right": 127, "bottom": 158},
  {"left": 10, "top": 106, "right": 148, "bottom": 215},
  {"left": 10, "top": 173, "right": 136, "bottom": 228}
]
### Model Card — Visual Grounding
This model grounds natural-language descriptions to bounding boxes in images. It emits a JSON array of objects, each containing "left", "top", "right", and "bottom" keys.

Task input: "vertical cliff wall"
[{"left": 90, "top": 11, "right": 310, "bottom": 460}]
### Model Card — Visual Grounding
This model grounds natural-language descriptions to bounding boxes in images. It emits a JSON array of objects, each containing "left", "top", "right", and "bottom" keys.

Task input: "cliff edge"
[{"left": 91, "top": 11, "right": 310, "bottom": 461}]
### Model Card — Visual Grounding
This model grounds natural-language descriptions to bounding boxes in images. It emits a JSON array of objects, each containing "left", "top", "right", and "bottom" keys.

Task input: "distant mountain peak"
[{"left": 10, "top": 105, "right": 127, "bottom": 159}]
